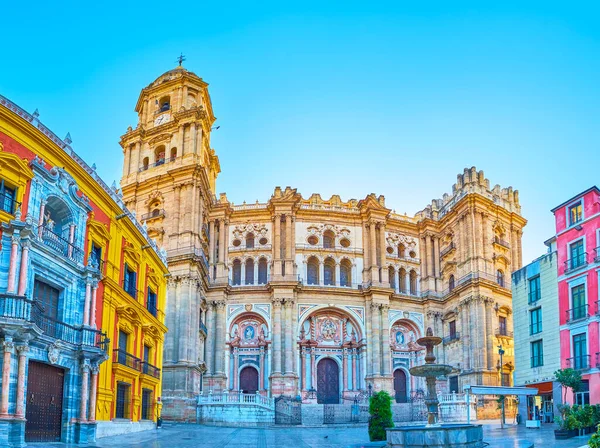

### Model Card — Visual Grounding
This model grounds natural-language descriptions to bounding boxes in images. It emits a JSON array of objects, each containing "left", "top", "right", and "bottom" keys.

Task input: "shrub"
[
  {"left": 368, "top": 390, "right": 394, "bottom": 441},
  {"left": 554, "top": 368, "right": 582, "bottom": 403},
  {"left": 589, "top": 427, "right": 600, "bottom": 448}
]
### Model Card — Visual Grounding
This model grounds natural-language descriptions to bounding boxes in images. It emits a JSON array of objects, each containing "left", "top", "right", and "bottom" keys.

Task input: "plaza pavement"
[{"left": 34, "top": 421, "right": 590, "bottom": 447}]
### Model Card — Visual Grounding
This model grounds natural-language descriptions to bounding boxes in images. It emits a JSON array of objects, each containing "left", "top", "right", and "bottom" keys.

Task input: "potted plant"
[
  {"left": 555, "top": 405, "right": 581, "bottom": 439},
  {"left": 368, "top": 390, "right": 394, "bottom": 442}
]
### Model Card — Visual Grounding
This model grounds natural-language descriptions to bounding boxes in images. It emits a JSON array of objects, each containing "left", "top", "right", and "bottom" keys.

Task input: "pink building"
[{"left": 552, "top": 186, "right": 600, "bottom": 405}]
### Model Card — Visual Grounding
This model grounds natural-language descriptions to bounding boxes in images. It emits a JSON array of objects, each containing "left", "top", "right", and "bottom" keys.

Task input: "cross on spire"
[{"left": 176, "top": 53, "right": 186, "bottom": 66}]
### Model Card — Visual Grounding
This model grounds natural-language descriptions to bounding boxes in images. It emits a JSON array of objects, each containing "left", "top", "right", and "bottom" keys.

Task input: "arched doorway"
[
  {"left": 317, "top": 358, "right": 339, "bottom": 404},
  {"left": 239, "top": 366, "right": 259, "bottom": 394},
  {"left": 394, "top": 369, "right": 408, "bottom": 403}
]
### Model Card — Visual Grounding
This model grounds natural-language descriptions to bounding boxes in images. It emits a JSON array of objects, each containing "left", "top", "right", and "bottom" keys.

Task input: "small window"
[
  {"left": 307, "top": 256, "right": 319, "bottom": 285},
  {"left": 568, "top": 239, "right": 586, "bottom": 270},
  {"left": 259, "top": 237, "right": 268, "bottom": 246},
  {"left": 158, "top": 96, "right": 170, "bottom": 112},
  {"left": 258, "top": 258, "right": 268, "bottom": 284},
  {"left": 448, "top": 320, "right": 457, "bottom": 338},
  {"left": 449, "top": 376, "right": 459, "bottom": 393},
  {"left": 528, "top": 276, "right": 540, "bottom": 304},
  {"left": 246, "top": 233, "right": 255, "bottom": 249},
  {"left": 170, "top": 147, "right": 177, "bottom": 161},
  {"left": 496, "top": 270, "right": 505, "bottom": 287},
  {"left": 245, "top": 259, "right": 254, "bottom": 285},
  {"left": 409, "top": 251, "right": 416, "bottom": 259},
  {"left": 323, "top": 258, "right": 335, "bottom": 286},
  {"left": 386, "top": 246, "right": 394, "bottom": 254},
  {"left": 570, "top": 284, "right": 586, "bottom": 320},
  {"left": 147, "top": 288, "right": 157, "bottom": 317},
  {"left": 569, "top": 202, "right": 583, "bottom": 226},
  {"left": 90, "top": 243, "right": 102, "bottom": 268},
  {"left": 398, "top": 244, "right": 405, "bottom": 258},
  {"left": 530, "top": 340, "right": 543, "bottom": 368},
  {"left": 340, "top": 238, "right": 351, "bottom": 248},
  {"left": 448, "top": 275, "right": 455, "bottom": 292},
  {"left": 232, "top": 239, "right": 241, "bottom": 247},
  {"left": 142, "top": 157, "right": 149, "bottom": 171},
  {"left": 123, "top": 264, "right": 137, "bottom": 299},
  {"left": 529, "top": 307, "right": 542, "bottom": 335},
  {"left": 323, "top": 230, "right": 335, "bottom": 249},
  {"left": 307, "top": 235, "right": 319, "bottom": 246},
  {"left": 575, "top": 380, "right": 590, "bottom": 405},
  {"left": 498, "top": 316, "right": 507, "bottom": 336},
  {"left": 232, "top": 260, "right": 241, "bottom": 285},
  {"left": 0, "top": 180, "right": 17, "bottom": 214},
  {"left": 340, "top": 259, "right": 352, "bottom": 287}
]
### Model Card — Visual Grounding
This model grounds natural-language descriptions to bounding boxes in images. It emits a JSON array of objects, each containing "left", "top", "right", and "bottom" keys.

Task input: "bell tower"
[{"left": 119, "top": 63, "right": 220, "bottom": 421}]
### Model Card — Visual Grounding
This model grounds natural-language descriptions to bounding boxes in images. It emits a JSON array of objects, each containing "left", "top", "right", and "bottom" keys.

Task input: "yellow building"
[{"left": 0, "top": 94, "right": 168, "bottom": 444}]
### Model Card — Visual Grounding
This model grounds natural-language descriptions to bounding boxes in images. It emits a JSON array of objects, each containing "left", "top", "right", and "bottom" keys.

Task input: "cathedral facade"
[{"left": 120, "top": 65, "right": 526, "bottom": 421}]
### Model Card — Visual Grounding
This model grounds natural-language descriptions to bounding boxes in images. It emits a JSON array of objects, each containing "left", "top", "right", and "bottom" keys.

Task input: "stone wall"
[
  {"left": 197, "top": 404, "right": 275, "bottom": 426},
  {"left": 96, "top": 421, "right": 156, "bottom": 439}
]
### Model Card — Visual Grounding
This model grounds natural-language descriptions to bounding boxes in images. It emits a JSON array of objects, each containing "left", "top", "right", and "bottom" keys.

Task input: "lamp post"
[{"left": 498, "top": 345, "right": 505, "bottom": 428}]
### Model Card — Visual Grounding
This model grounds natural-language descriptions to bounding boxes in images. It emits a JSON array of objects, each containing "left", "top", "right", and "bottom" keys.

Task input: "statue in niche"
[
  {"left": 231, "top": 327, "right": 240, "bottom": 345},
  {"left": 244, "top": 326, "right": 255, "bottom": 340},
  {"left": 395, "top": 331, "right": 405, "bottom": 345},
  {"left": 321, "top": 318, "right": 337, "bottom": 340},
  {"left": 44, "top": 211, "right": 55, "bottom": 230},
  {"left": 258, "top": 327, "right": 266, "bottom": 344}
]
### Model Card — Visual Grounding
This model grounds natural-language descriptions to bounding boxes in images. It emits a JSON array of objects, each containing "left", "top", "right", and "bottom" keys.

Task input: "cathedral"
[{"left": 119, "top": 65, "right": 526, "bottom": 421}]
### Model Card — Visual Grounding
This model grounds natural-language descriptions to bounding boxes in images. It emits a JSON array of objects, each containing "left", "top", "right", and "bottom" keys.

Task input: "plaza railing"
[{"left": 198, "top": 391, "right": 275, "bottom": 410}]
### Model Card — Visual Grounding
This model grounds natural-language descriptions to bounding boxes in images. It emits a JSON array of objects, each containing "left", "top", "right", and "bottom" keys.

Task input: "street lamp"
[
  {"left": 368, "top": 383, "right": 373, "bottom": 397},
  {"left": 497, "top": 345, "right": 506, "bottom": 428}
]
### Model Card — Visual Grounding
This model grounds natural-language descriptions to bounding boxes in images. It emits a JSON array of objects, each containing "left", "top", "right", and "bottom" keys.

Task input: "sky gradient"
[{"left": 1, "top": 2, "right": 599, "bottom": 266}]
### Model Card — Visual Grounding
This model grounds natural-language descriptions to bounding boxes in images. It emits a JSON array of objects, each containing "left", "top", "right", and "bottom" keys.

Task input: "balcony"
[
  {"left": 141, "top": 209, "right": 165, "bottom": 221},
  {"left": 443, "top": 333, "right": 460, "bottom": 344},
  {"left": 492, "top": 236, "right": 511, "bottom": 249},
  {"left": 139, "top": 156, "right": 176, "bottom": 172},
  {"left": 566, "top": 304, "right": 589, "bottom": 323},
  {"left": 0, "top": 294, "right": 108, "bottom": 350},
  {"left": 440, "top": 242, "right": 456, "bottom": 259},
  {"left": 113, "top": 348, "right": 142, "bottom": 372},
  {"left": 141, "top": 361, "right": 161, "bottom": 379},
  {"left": 567, "top": 355, "right": 590, "bottom": 371},
  {"left": 495, "top": 328, "right": 513, "bottom": 338},
  {"left": 0, "top": 191, "right": 20, "bottom": 215},
  {"left": 595, "top": 247, "right": 600, "bottom": 263},
  {"left": 564, "top": 253, "right": 588, "bottom": 274},
  {"left": 229, "top": 244, "right": 272, "bottom": 252},
  {"left": 39, "top": 226, "right": 85, "bottom": 264}
]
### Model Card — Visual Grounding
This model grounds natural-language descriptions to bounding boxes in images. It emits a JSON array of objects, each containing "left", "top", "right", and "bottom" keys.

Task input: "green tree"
[
  {"left": 368, "top": 390, "right": 394, "bottom": 441},
  {"left": 554, "top": 368, "right": 582, "bottom": 403}
]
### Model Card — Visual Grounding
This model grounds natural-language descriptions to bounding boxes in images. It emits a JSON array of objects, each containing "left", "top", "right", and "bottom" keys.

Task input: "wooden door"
[
  {"left": 317, "top": 358, "right": 339, "bottom": 404},
  {"left": 239, "top": 366, "right": 258, "bottom": 394},
  {"left": 25, "top": 361, "right": 64, "bottom": 442},
  {"left": 394, "top": 369, "right": 408, "bottom": 403}
]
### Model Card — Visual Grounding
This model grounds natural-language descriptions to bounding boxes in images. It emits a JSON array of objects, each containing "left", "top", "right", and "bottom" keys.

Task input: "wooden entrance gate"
[
  {"left": 239, "top": 366, "right": 258, "bottom": 394},
  {"left": 317, "top": 358, "right": 339, "bottom": 404},
  {"left": 25, "top": 361, "right": 64, "bottom": 442},
  {"left": 394, "top": 369, "right": 408, "bottom": 403}
]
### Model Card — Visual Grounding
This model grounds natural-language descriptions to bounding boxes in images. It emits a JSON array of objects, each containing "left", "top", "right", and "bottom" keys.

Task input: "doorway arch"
[
  {"left": 239, "top": 366, "right": 259, "bottom": 394},
  {"left": 317, "top": 358, "right": 340, "bottom": 404},
  {"left": 394, "top": 369, "right": 408, "bottom": 403}
]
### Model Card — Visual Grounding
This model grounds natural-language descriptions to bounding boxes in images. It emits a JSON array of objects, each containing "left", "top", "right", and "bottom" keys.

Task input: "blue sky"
[{"left": 1, "top": 2, "right": 599, "bottom": 265}]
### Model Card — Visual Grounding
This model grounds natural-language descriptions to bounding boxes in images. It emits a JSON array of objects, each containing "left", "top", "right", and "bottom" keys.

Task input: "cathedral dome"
[{"left": 149, "top": 65, "right": 201, "bottom": 88}]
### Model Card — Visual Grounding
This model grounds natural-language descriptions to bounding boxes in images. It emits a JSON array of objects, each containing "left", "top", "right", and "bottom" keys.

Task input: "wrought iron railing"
[
  {"left": 567, "top": 355, "right": 590, "bottom": 370},
  {"left": 595, "top": 247, "right": 600, "bottom": 263},
  {"left": 423, "top": 270, "right": 511, "bottom": 298},
  {"left": 113, "top": 349, "right": 142, "bottom": 371},
  {"left": 443, "top": 332, "right": 460, "bottom": 344},
  {"left": 0, "top": 295, "right": 108, "bottom": 350},
  {"left": 493, "top": 236, "right": 511, "bottom": 248},
  {"left": 566, "top": 304, "right": 589, "bottom": 323},
  {"left": 141, "top": 209, "right": 165, "bottom": 221},
  {"left": 596, "top": 352, "right": 600, "bottom": 368},
  {"left": 139, "top": 157, "right": 176, "bottom": 172},
  {"left": 440, "top": 242, "right": 456, "bottom": 258},
  {"left": 564, "top": 253, "right": 588, "bottom": 274},
  {"left": 141, "top": 361, "right": 161, "bottom": 378},
  {"left": 495, "top": 328, "right": 513, "bottom": 338},
  {"left": 0, "top": 191, "right": 20, "bottom": 215},
  {"left": 39, "top": 226, "right": 85, "bottom": 264}
]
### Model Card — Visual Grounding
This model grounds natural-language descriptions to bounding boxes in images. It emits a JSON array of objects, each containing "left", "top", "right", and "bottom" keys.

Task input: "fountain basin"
[
  {"left": 409, "top": 364, "right": 453, "bottom": 377},
  {"left": 386, "top": 423, "right": 483, "bottom": 448}
]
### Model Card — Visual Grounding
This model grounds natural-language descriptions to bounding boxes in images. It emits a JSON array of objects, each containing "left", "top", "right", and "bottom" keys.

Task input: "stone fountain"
[{"left": 385, "top": 328, "right": 483, "bottom": 448}]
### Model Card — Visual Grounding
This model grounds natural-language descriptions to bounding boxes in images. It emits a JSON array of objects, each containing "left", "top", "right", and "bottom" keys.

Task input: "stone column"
[
  {"left": 352, "top": 349, "right": 357, "bottom": 390},
  {"left": 299, "top": 347, "right": 305, "bottom": 391},
  {"left": 133, "top": 141, "right": 141, "bottom": 172},
  {"left": 68, "top": 224, "right": 76, "bottom": 258},
  {"left": 272, "top": 300, "right": 283, "bottom": 374},
  {"left": 240, "top": 261, "right": 246, "bottom": 286},
  {"left": 362, "top": 222, "right": 370, "bottom": 271},
  {"left": 190, "top": 122, "right": 197, "bottom": 154},
  {"left": 285, "top": 214, "right": 292, "bottom": 259},
  {"left": 319, "top": 262, "right": 324, "bottom": 286},
  {"left": 123, "top": 145, "right": 132, "bottom": 176},
  {"left": 209, "top": 220, "right": 216, "bottom": 266},
  {"left": 335, "top": 263, "right": 341, "bottom": 287},
  {"left": 205, "top": 302, "right": 214, "bottom": 375},
  {"left": 369, "top": 223, "right": 377, "bottom": 270},
  {"left": 379, "top": 224, "right": 389, "bottom": 283},
  {"left": 425, "top": 235, "right": 433, "bottom": 278},
  {"left": 215, "top": 302, "right": 226, "bottom": 375},
  {"left": 310, "top": 348, "right": 316, "bottom": 390},
  {"left": 371, "top": 304, "right": 381, "bottom": 376},
  {"left": 89, "top": 366, "right": 99, "bottom": 421},
  {"left": 38, "top": 200, "right": 46, "bottom": 237},
  {"left": 419, "top": 236, "right": 427, "bottom": 281},
  {"left": 433, "top": 237, "right": 440, "bottom": 279},
  {"left": 83, "top": 280, "right": 92, "bottom": 326},
  {"left": 481, "top": 213, "right": 488, "bottom": 270},
  {"left": 79, "top": 361, "right": 90, "bottom": 422},
  {"left": 381, "top": 305, "right": 391, "bottom": 376},
  {"left": 259, "top": 347, "right": 265, "bottom": 390},
  {"left": 0, "top": 340, "right": 14, "bottom": 415},
  {"left": 395, "top": 270, "right": 400, "bottom": 294},
  {"left": 17, "top": 240, "right": 30, "bottom": 296},
  {"left": 218, "top": 221, "right": 226, "bottom": 264},
  {"left": 485, "top": 299, "right": 494, "bottom": 370},
  {"left": 15, "top": 344, "right": 28, "bottom": 418},
  {"left": 233, "top": 348, "right": 239, "bottom": 390},
  {"left": 342, "top": 349, "right": 348, "bottom": 393},
  {"left": 90, "top": 284, "right": 98, "bottom": 328},
  {"left": 7, "top": 235, "right": 20, "bottom": 294},
  {"left": 273, "top": 215, "right": 281, "bottom": 276},
  {"left": 284, "top": 300, "right": 293, "bottom": 374},
  {"left": 253, "top": 261, "right": 259, "bottom": 285}
]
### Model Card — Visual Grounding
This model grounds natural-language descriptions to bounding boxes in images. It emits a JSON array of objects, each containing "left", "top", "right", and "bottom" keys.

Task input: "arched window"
[
  {"left": 398, "top": 244, "right": 406, "bottom": 258},
  {"left": 142, "top": 157, "right": 149, "bottom": 171},
  {"left": 399, "top": 268, "right": 407, "bottom": 294},
  {"left": 409, "top": 270, "right": 417, "bottom": 295},
  {"left": 307, "top": 256, "right": 319, "bottom": 285},
  {"left": 232, "top": 260, "right": 241, "bottom": 285},
  {"left": 497, "top": 270, "right": 505, "bottom": 287},
  {"left": 155, "top": 145, "right": 166, "bottom": 165},
  {"left": 449, "top": 274, "right": 455, "bottom": 292},
  {"left": 158, "top": 96, "right": 170, "bottom": 112},
  {"left": 170, "top": 147, "right": 177, "bottom": 161},
  {"left": 323, "top": 230, "right": 335, "bottom": 249},
  {"left": 324, "top": 257, "right": 335, "bottom": 286},
  {"left": 245, "top": 259, "right": 255, "bottom": 285},
  {"left": 246, "top": 233, "right": 255, "bottom": 249},
  {"left": 340, "top": 259, "right": 352, "bottom": 287},
  {"left": 389, "top": 266, "right": 396, "bottom": 289},
  {"left": 258, "top": 258, "right": 268, "bottom": 284}
]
